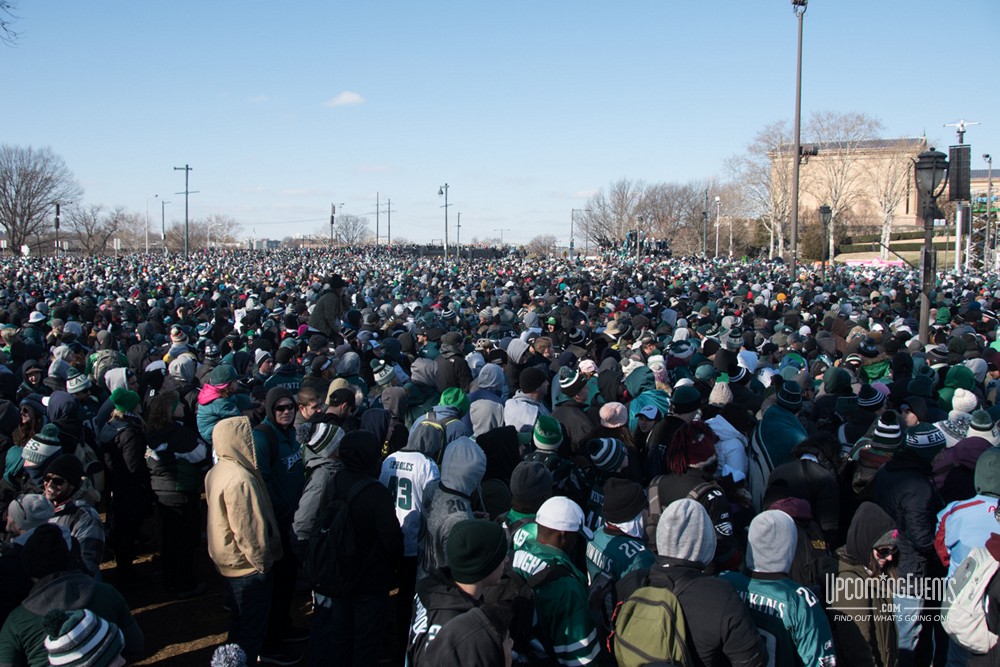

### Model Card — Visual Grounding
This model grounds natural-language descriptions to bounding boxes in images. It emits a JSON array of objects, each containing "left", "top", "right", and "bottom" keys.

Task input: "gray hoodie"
[
  {"left": 417, "top": 437, "right": 486, "bottom": 579},
  {"left": 656, "top": 498, "right": 717, "bottom": 567},
  {"left": 746, "top": 510, "right": 797, "bottom": 574}
]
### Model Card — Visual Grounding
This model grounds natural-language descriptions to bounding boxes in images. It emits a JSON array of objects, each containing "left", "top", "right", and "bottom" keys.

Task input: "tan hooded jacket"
[{"left": 205, "top": 416, "right": 283, "bottom": 577}]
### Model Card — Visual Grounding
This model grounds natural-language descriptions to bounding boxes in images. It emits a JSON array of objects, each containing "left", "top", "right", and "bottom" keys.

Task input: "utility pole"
[
  {"left": 173, "top": 164, "right": 197, "bottom": 259},
  {"left": 495, "top": 228, "right": 510, "bottom": 246},
  {"left": 54, "top": 204, "right": 60, "bottom": 257},
  {"left": 456, "top": 212, "right": 462, "bottom": 258},
  {"left": 375, "top": 192, "right": 380, "bottom": 245},
  {"left": 438, "top": 184, "right": 450, "bottom": 259},
  {"left": 161, "top": 200, "right": 170, "bottom": 256},
  {"left": 789, "top": 0, "right": 808, "bottom": 277}
]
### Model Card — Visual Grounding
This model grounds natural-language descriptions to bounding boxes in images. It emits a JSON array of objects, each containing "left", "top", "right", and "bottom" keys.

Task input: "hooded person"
[
  {"left": 873, "top": 422, "right": 946, "bottom": 664},
  {"left": 196, "top": 364, "right": 254, "bottom": 445},
  {"left": 753, "top": 380, "right": 808, "bottom": 469},
  {"left": 829, "top": 502, "right": 899, "bottom": 667},
  {"left": 615, "top": 499, "right": 766, "bottom": 667},
  {"left": 311, "top": 429, "right": 402, "bottom": 666},
  {"left": 468, "top": 363, "right": 507, "bottom": 405},
  {"left": 377, "top": 386, "right": 410, "bottom": 454},
  {"left": 720, "top": 510, "right": 836, "bottom": 667},
  {"left": 405, "top": 358, "right": 442, "bottom": 425},
  {"left": 406, "top": 520, "right": 509, "bottom": 666},
  {"left": 418, "top": 436, "right": 487, "bottom": 580},
  {"left": 250, "top": 387, "right": 307, "bottom": 652},
  {"left": 436, "top": 331, "right": 472, "bottom": 393},
  {"left": 205, "top": 416, "right": 284, "bottom": 663},
  {"left": 0, "top": 524, "right": 144, "bottom": 667}
]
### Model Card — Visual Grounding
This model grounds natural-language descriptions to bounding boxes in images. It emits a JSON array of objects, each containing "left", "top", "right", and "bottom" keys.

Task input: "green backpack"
[{"left": 610, "top": 569, "right": 694, "bottom": 667}]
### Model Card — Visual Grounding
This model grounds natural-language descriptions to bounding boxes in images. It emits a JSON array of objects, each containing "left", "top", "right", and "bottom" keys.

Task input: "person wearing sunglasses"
[
  {"left": 250, "top": 387, "right": 307, "bottom": 661},
  {"left": 828, "top": 501, "right": 899, "bottom": 667}
]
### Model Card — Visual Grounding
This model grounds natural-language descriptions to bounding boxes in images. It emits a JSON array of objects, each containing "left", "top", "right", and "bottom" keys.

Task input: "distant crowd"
[{"left": 0, "top": 247, "right": 997, "bottom": 666}]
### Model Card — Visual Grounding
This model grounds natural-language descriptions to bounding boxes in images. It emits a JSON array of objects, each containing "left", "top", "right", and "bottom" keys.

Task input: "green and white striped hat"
[{"left": 43, "top": 609, "right": 124, "bottom": 667}]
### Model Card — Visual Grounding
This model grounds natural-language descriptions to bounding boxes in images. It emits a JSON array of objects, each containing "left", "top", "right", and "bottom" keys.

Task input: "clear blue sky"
[{"left": 3, "top": 1, "right": 997, "bottom": 245}]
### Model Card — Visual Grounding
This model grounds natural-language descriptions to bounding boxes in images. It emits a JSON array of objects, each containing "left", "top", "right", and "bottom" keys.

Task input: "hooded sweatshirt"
[
  {"left": 829, "top": 502, "right": 898, "bottom": 667},
  {"left": 251, "top": 387, "right": 305, "bottom": 522},
  {"left": 721, "top": 511, "right": 836, "bottom": 667},
  {"left": 418, "top": 437, "right": 486, "bottom": 579},
  {"left": 421, "top": 607, "right": 506, "bottom": 667},
  {"left": 0, "top": 571, "right": 144, "bottom": 667},
  {"left": 406, "top": 567, "right": 480, "bottom": 666},
  {"left": 205, "top": 416, "right": 283, "bottom": 577}
]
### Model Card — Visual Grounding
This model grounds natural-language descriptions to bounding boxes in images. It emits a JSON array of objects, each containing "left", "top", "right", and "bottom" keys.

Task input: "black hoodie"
[
  {"left": 406, "top": 567, "right": 479, "bottom": 666},
  {"left": 333, "top": 430, "right": 403, "bottom": 594}
]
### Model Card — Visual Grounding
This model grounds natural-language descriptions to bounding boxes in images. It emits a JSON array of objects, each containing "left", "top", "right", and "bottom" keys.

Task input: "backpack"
[
  {"left": 304, "top": 474, "right": 379, "bottom": 597},
  {"left": 645, "top": 476, "right": 721, "bottom": 548},
  {"left": 609, "top": 568, "right": 695, "bottom": 667},
  {"left": 414, "top": 411, "right": 458, "bottom": 463},
  {"left": 91, "top": 349, "right": 122, "bottom": 388},
  {"left": 942, "top": 546, "right": 1000, "bottom": 654}
]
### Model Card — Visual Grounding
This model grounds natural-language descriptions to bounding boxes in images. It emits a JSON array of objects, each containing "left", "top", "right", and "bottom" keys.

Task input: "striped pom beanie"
[
  {"left": 588, "top": 437, "right": 627, "bottom": 473},
  {"left": 871, "top": 411, "right": 904, "bottom": 450},
  {"left": 776, "top": 381, "right": 802, "bottom": 413},
  {"left": 43, "top": 609, "right": 124, "bottom": 667},
  {"left": 857, "top": 385, "right": 886, "bottom": 410}
]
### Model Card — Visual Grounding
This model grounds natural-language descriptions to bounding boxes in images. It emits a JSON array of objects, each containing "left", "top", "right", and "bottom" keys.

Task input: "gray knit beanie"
[
  {"left": 656, "top": 498, "right": 716, "bottom": 566},
  {"left": 746, "top": 510, "right": 797, "bottom": 574}
]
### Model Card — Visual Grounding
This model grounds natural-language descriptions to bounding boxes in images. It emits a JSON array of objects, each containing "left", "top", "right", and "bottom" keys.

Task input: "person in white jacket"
[{"left": 706, "top": 404, "right": 751, "bottom": 483}]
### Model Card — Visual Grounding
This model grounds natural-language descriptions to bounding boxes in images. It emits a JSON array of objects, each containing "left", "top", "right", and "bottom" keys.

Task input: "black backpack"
[{"left": 304, "top": 474, "right": 378, "bottom": 597}]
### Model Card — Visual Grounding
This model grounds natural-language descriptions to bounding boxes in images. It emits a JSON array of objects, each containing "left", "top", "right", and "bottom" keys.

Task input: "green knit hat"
[
  {"left": 533, "top": 415, "right": 563, "bottom": 451},
  {"left": 43, "top": 609, "right": 124, "bottom": 667},
  {"left": 110, "top": 387, "right": 140, "bottom": 414},
  {"left": 446, "top": 519, "right": 509, "bottom": 584},
  {"left": 439, "top": 387, "right": 470, "bottom": 417}
]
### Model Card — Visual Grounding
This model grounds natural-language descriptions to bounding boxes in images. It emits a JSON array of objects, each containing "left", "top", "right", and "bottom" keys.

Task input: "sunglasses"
[
  {"left": 273, "top": 403, "right": 296, "bottom": 413},
  {"left": 875, "top": 546, "right": 896, "bottom": 559},
  {"left": 43, "top": 475, "right": 68, "bottom": 487}
]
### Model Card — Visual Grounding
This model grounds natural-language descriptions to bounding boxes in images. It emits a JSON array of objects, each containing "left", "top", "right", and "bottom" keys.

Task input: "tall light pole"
[
  {"left": 144, "top": 194, "right": 158, "bottom": 254},
  {"left": 985, "top": 154, "right": 993, "bottom": 269},
  {"left": 160, "top": 200, "right": 170, "bottom": 256},
  {"left": 714, "top": 196, "right": 721, "bottom": 258},
  {"left": 438, "top": 183, "right": 450, "bottom": 260},
  {"left": 915, "top": 149, "right": 949, "bottom": 344},
  {"left": 494, "top": 228, "right": 510, "bottom": 246},
  {"left": 207, "top": 222, "right": 223, "bottom": 250},
  {"left": 789, "top": 0, "right": 808, "bottom": 278}
]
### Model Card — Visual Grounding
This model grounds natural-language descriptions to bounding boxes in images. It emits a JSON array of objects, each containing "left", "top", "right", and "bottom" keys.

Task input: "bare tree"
[
  {"left": 525, "top": 234, "right": 558, "bottom": 257},
  {"left": 861, "top": 140, "right": 922, "bottom": 260},
  {"left": 802, "top": 111, "right": 884, "bottom": 262},
  {"left": 332, "top": 214, "right": 371, "bottom": 245},
  {"left": 727, "top": 121, "right": 794, "bottom": 259},
  {"left": 1, "top": 1, "right": 18, "bottom": 46},
  {"left": 579, "top": 179, "right": 645, "bottom": 251},
  {"left": 64, "top": 204, "right": 134, "bottom": 255},
  {"left": 0, "top": 145, "right": 82, "bottom": 252}
]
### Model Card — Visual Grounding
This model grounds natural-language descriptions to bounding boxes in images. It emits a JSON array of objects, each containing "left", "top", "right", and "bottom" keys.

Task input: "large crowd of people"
[{"left": 0, "top": 244, "right": 998, "bottom": 666}]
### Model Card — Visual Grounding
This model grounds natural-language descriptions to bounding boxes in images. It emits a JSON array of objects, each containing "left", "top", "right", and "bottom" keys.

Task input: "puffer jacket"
[
  {"left": 196, "top": 388, "right": 253, "bottom": 444},
  {"left": 205, "top": 416, "right": 283, "bottom": 577}
]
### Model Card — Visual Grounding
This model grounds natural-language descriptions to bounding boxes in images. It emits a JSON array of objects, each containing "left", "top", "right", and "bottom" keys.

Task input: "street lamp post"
[
  {"left": 819, "top": 205, "right": 832, "bottom": 282},
  {"left": 714, "top": 196, "right": 721, "bottom": 258},
  {"left": 985, "top": 154, "right": 993, "bottom": 270},
  {"left": 160, "top": 200, "right": 170, "bottom": 256},
  {"left": 915, "top": 148, "right": 950, "bottom": 344},
  {"left": 145, "top": 194, "right": 158, "bottom": 254},
  {"left": 438, "top": 184, "right": 450, "bottom": 260},
  {"left": 789, "top": 0, "right": 808, "bottom": 278},
  {"left": 207, "top": 222, "right": 223, "bottom": 250}
]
